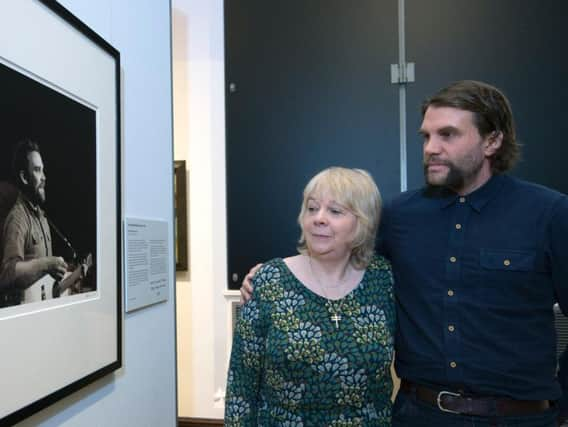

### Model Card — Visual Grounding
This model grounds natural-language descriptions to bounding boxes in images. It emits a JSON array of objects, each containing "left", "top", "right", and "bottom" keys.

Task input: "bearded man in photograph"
[{"left": 0, "top": 139, "right": 67, "bottom": 306}]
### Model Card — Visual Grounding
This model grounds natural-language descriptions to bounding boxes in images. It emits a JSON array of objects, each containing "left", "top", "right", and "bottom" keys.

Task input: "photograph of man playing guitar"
[{"left": 0, "top": 139, "right": 94, "bottom": 307}]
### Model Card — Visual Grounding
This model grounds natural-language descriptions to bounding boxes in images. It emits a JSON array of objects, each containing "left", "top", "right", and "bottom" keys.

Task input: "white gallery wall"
[
  {"left": 173, "top": 0, "right": 231, "bottom": 419},
  {"left": 15, "top": 1, "right": 177, "bottom": 426}
]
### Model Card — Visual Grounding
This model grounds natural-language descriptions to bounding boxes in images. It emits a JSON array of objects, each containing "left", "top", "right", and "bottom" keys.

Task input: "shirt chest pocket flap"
[{"left": 480, "top": 249, "right": 536, "bottom": 272}]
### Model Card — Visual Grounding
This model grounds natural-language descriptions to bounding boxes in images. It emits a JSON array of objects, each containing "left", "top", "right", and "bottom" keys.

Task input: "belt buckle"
[{"left": 437, "top": 390, "right": 461, "bottom": 414}]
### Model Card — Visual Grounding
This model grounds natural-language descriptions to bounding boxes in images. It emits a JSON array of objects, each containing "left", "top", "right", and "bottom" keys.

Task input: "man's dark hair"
[
  {"left": 422, "top": 80, "right": 520, "bottom": 173},
  {"left": 12, "top": 139, "right": 41, "bottom": 187}
]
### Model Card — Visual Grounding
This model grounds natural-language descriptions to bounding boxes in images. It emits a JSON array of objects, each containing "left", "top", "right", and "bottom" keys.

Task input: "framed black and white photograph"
[
  {"left": 174, "top": 160, "right": 188, "bottom": 272},
  {"left": 0, "top": 0, "right": 121, "bottom": 424}
]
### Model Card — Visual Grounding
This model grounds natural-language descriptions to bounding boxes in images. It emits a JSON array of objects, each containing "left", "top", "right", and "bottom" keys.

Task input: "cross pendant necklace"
[
  {"left": 309, "top": 255, "right": 349, "bottom": 329},
  {"left": 326, "top": 300, "right": 344, "bottom": 328},
  {"left": 330, "top": 313, "right": 342, "bottom": 328}
]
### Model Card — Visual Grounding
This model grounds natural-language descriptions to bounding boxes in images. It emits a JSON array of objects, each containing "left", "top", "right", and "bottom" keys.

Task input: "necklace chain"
[{"left": 308, "top": 256, "right": 349, "bottom": 329}]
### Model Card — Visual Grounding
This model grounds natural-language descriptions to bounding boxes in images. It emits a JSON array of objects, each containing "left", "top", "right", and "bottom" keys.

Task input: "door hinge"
[{"left": 390, "top": 62, "right": 415, "bottom": 84}]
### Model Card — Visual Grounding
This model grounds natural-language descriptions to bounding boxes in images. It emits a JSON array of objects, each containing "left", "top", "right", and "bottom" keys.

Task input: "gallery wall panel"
[{"left": 225, "top": 0, "right": 399, "bottom": 289}]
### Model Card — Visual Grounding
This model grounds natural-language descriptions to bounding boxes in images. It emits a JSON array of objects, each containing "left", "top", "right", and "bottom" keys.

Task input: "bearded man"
[
  {"left": 0, "top": 139, "right": 67, "bottom": 306},
  {"left": 380, "top": 80, "right": 568, "bottom": 426}
]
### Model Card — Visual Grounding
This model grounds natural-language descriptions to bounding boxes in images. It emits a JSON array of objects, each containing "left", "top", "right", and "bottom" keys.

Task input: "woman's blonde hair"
[{"left": 297, "top": 167, "right": 382, "bottom": 269}]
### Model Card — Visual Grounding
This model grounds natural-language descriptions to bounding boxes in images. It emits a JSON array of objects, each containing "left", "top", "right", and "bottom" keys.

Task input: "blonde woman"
[{"left": 225, "top": 167, "right": 395, "bottom": 426}]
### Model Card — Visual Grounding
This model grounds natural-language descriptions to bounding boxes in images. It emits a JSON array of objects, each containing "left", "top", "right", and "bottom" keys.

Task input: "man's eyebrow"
[{"left": 437, "top": 126, "right": 459, "bottom": 134}]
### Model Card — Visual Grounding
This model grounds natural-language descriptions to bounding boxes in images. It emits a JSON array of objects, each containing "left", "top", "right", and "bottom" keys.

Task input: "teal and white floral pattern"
[
  {"left": 225, "top": 396, "right": 251, "bottom": 427},
  {"left": 315, "top": 353, "right": 350, "bottom": 379},
  {"left": 225, "top": 255, "right": 395, "bottom": 426},
  {"left": 276, "top": 290, "right": 306, "bottom": 313}
]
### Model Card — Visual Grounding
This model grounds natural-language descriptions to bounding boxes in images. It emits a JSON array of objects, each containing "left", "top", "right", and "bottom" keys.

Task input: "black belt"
[{"left": 400, "top": 380, "right": 550, "bottom": 417}]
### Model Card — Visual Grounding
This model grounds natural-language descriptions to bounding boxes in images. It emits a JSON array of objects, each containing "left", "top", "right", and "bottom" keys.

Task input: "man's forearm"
[{"left": 13, "top": 258, "right": 50, "bottom": 289}]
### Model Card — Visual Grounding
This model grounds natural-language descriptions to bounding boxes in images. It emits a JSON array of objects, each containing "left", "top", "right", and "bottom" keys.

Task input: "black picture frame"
[
  {"left": 0, "top": 1, "right": 121, "bottom": 424},
  {"left": 174, "top": 160, "right": 188, "bottom": 272}
]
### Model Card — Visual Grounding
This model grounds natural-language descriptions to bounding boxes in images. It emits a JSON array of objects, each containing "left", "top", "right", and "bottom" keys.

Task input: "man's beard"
[
  {"left": 23, "top": 183, "right": 46, "bottom": 206},
  {"left": 423, "top": 157, "right": 483, "bottom": 192}
]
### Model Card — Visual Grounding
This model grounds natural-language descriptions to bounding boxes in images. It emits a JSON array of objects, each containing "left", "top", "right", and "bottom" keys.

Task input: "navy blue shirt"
[{"left": 378, "top": 174, "right": 568, "bottom": 400}]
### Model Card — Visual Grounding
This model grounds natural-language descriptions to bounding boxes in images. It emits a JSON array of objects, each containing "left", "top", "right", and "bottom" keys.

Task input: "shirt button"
[
  {"left": 503, "top": 259, "right": 511, "bottom": 266},
  {"left": 449, "top": 256, "right": 457, "bottom": 263},
  {"left": 450, "top": 361, "right": 457, "bottom": 368},
  {"left": 448, "top": 289, "right": 454, "bottom": 297},
  {"left": 455, "top": 224, "right": 462, "bottom": 230},
  {"left": 448, "top": 325, "right": 455, "bottom": 332},
  {"left": 459, "top": 197, "right": 466, "bottom": 203}
]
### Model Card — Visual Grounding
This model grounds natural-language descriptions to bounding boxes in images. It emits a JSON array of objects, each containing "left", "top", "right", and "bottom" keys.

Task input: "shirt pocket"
[
  {"left": 478, "top": 248, "right": 549, "bottom": 305},
  {"left": 480, "top": 249, "right": 536, "bottom": 272},
  {"left": 28, "top": 231, "right": 46, "bottom": 258}
]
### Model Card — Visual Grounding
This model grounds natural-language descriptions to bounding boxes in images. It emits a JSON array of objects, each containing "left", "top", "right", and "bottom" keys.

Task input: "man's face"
[
  {"left": 420, "top": 106, "right": 497, "bottom": 195},
  {"left": 22, "top": 151, "right": 46, "bottom": 204}
]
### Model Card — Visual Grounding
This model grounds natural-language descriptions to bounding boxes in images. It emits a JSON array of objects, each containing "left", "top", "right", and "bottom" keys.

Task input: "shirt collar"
[
  {"left": 424, "top": 174, "right": 507, "bottom": 212},
  {"left": 20, "top": 193, "right": 44, "bottom": 216}
]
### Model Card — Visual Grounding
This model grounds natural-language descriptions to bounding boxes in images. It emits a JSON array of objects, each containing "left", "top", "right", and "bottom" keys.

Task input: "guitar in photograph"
[{"left": 24, "top": 254, "right": 93, "bottom": 303}]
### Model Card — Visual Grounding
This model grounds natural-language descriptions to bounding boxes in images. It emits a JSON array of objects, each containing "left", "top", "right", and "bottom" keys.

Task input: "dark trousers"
[{"left": 392, "top": 388, "right": 558, "bottom": 427}]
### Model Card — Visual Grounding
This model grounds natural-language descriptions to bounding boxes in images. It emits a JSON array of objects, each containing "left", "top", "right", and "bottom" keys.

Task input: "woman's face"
[{"left": 302, "top": 192, "right": 357, "bottom": 260}]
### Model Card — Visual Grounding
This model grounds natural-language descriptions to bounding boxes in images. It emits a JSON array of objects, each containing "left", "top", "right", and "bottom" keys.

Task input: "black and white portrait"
[{"left": 0, "top": 61, "right": 97, "bottom": 308}]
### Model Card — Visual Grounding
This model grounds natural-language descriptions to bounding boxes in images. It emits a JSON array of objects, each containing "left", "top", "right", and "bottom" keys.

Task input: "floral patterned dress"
[{"left": 225, "top": 254, "right": 395, "bottom": 426}]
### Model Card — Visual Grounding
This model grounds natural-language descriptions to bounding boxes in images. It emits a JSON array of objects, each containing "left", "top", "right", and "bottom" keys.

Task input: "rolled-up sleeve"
[{"left": 0, "top": 209, "right": 27, "bottom": 288}]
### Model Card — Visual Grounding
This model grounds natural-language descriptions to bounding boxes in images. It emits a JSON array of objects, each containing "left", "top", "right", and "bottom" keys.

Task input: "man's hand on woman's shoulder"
[{"left": 240, "top": 263, "right": 263, "bottom": 304}]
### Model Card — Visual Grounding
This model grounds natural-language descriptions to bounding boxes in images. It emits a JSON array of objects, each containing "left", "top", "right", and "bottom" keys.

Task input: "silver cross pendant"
[{"left": 330, "top": 313, "right": 341, "bottom": 329}]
